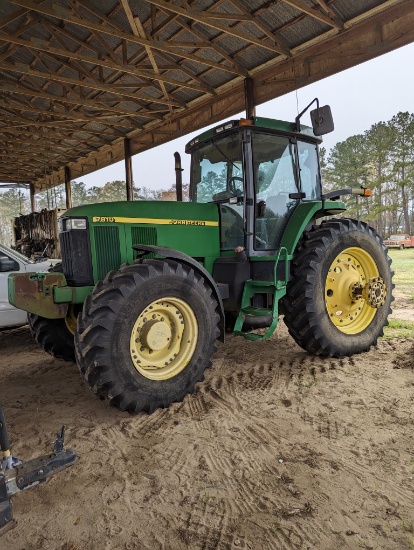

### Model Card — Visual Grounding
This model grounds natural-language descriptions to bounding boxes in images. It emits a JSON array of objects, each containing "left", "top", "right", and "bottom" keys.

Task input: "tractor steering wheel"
[{"left": 227, "top": 176, "right": 243, "bottom": 196}]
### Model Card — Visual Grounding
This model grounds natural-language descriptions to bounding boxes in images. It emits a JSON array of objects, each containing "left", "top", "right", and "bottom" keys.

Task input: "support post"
[
  {"left": 64, "top": 166, "right": 72, "bottom": 209},
  {"left": 174, "top": 152, "right": 183, "bottom": 202},
  {"left": 124, "top": 138, "right": 133, "bottom": 201},
  {"left": 29, "top": 184, "right": 35, "bottom": 212},
  {"left": 244, "top": 77, "right": 256, "bottom": 119}
]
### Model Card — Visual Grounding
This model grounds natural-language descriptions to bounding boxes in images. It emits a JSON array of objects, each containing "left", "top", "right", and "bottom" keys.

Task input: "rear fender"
[{"left": 133, "top": 245, "right": 225, "bottom": 342}]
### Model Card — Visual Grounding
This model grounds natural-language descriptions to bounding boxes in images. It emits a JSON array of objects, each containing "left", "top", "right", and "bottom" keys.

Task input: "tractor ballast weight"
[{"left": 8, "top": 102, "right": 394, "bottom": 413}]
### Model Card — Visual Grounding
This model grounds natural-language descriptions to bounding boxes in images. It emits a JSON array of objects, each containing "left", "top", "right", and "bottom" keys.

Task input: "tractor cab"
[{"left": 186, "top": 114, "right": 326, "bottom": 257}]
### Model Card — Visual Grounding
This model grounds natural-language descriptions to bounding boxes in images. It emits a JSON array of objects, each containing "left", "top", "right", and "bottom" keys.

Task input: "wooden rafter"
[
  {"left": 121, "top": 0, "right": 173, "bottom": 114},
  {"left": 281, "top": 0, "right": 342, "bottom": 29},
  {"left": 0, "top": 0, "right": 412, "bottom": 190},
  {"left": 146, "top": 0, "right": 291, "bottom": 56},
  {"left": 13, "top": 0, "right": 245, "bottom": 75},
  {"left": 0, "top": 83, "right": 164, "bottom": 119},
  {"left": 0, "top": 33, "right": 214, "bottom": 94},
  {"left": 0, "top": 60, "right": 185, "bottom": 108}
]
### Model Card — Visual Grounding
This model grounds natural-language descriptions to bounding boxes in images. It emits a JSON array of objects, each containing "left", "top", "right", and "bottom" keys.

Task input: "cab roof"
[{"left": 186, "top": 117, "right": 321, "bottom": 152}]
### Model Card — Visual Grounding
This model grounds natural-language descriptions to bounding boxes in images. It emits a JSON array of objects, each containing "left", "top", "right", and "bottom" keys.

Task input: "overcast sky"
[{"left": 77, "top": 42, "right": 414, "bottom": 191}]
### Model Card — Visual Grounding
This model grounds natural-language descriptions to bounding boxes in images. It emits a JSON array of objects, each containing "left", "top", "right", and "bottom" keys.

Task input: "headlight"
[{"left": 65, "top": 218, "right": 87, "bottom": 231}]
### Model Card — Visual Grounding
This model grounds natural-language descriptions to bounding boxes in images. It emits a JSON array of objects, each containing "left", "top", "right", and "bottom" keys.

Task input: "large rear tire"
[
  {"left": 28, "top": 311, "right": 76, "bottom": 362},
  {"left": 282, "top": 218, "right": 394, "bottom": 357},
  {"left": 75, "top": 259, "right": 220, "bottom": 413}
]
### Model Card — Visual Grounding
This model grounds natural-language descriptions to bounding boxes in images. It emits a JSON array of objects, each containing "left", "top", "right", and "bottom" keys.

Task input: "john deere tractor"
[{"left": 8, "top": 101, "right": 393, "bottom": 413}]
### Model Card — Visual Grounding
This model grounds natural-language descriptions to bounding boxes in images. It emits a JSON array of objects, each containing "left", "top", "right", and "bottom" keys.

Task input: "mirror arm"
[{"left": 295, "top": 98, "right": 319, "bottom": 132}]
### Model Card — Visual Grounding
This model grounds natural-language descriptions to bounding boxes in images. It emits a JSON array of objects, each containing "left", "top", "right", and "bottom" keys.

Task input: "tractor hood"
[
  {"left": 60, "top": 200, "right": 221, "bottom": 280},
  {"left": 62, "top": 200, "right": 219, "bottom": 228}
]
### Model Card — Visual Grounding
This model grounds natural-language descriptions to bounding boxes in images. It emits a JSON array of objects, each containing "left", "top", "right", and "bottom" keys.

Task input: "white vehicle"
[{"left": 0, "top": 244, "right": 60, "bottom": 329}]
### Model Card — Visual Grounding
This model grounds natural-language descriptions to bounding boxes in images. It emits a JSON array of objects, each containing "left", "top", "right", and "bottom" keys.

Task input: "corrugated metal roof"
[{"left": 0, "top": 0, "right": 413, "bottom": 190}]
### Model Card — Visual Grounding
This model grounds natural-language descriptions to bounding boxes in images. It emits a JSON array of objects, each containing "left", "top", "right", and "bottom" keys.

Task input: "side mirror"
[
  {"left": 0, "top": 257, "right": 19, "bottom": 272},
  {"left": 310, "top": 105, "right": 334, "bottom": 136}
]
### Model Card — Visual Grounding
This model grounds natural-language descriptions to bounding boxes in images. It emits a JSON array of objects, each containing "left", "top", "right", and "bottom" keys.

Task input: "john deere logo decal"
[{"left": 92, "top": 216, "right": 218, "bottom": 227}]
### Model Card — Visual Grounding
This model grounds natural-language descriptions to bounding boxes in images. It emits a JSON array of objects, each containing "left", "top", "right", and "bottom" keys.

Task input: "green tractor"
[{"left": 8, "top": 101, "right": 393, "bottom": 413}]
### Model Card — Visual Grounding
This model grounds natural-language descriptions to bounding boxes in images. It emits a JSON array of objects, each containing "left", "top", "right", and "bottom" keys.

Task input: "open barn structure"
[{"left": 1, "top": 0, "right": 414, "bottom": 208}]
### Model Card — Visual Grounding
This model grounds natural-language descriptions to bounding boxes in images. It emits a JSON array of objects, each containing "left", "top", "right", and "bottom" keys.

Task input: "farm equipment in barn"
[
  {"left": 0, "top": 402, "right": 76, "bottom": 535},
  {"left": 8, "top": 101, "right": 394, "bottom": 414},
  {"left": 12, "top": 208, "right": 65, "bottom": 260}
]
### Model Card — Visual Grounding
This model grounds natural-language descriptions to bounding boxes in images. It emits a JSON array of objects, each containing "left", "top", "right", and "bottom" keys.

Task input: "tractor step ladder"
[{"left": 234, "top": 247, "right": 289, "bottom": 341}]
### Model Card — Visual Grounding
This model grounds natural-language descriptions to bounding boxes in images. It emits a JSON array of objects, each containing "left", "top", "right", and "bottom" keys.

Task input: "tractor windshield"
[
  {"left": 190, "top": 133, "right": 244, "bottom": 251},
  {"left": 190, "top": 134, "right": 243, "bottom": 203}
]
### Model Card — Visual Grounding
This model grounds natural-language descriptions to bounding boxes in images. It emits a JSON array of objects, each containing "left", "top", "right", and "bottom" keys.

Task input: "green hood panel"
[
  {"left": 64, "top": 200, "right": 219, "bottom": 222},
  {"left": 63, "top": 201, "right": 221, "bottom": 279}
]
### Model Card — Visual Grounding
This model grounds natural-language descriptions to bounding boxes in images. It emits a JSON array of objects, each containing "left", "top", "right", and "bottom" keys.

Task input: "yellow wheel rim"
[
  {"left": 129, "top": 297, "right": 198, "bottom": 381},
  {"left": 325, "top": 247, "right": 386, "bottom": 335},
  {"left": 64, "top": 305, "right": 78, "bottom": 335}
]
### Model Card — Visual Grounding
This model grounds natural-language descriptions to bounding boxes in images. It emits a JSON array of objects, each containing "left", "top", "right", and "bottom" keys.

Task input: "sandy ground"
[{"left": 1, "top": 300, "right": 414, "bottom": 549}]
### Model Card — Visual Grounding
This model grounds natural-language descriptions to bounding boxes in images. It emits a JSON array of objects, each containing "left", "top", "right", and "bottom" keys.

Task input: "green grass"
[
  {"left": 382, "top": 319, "right": 414, "bottom": 339},
  {"left": 379, "top": 249, "right": 414, "bottom": 339},
  {"left": 388, "top": 249, "right": 414, "bottom": 299}
]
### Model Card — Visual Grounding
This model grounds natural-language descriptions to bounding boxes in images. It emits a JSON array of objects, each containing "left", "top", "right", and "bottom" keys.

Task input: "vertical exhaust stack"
[{"left": 174, "top": 152, "right": 183, "bottom": 202}]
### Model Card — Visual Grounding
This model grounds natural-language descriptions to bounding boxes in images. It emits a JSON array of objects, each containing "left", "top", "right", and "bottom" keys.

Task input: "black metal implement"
[{"left": 0, "top": 409, "right": 77, "bottom": 536}]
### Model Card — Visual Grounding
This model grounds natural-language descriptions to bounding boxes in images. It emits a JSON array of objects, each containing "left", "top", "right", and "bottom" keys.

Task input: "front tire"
[
  {"left": 28, "top": 312, "right": 76, "bottom": 362},
  {"left": 282, "top": 218, "right": 394, "bottom": 357},
  {"left": 75, "top": 259, "right": 220, "bottom": 413}
]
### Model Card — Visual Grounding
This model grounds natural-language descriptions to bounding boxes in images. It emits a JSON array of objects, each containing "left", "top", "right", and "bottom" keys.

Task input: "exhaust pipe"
[{"left": 174, "top": 152, "right": 183, "bottom": 202}]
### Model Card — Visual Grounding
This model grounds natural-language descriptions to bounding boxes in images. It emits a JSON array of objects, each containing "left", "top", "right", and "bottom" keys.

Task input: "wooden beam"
[
  {"left": 120, "top": 0, "right": 173, "bottom": 115},
  {"left": 0, "top": 8, "right": 28, "bottom": 29},
  {"left": 0, "top": 83, "right": 165, "bottom": 120},
  {"left": 22, "top": 0, "right": 414, "bottom": 193},
  {"left": 0, "top": 34, "right": 214, "bottom": 95},
  {"left": 12, "top": 0, "right": 245, "bottom": 76},
  {"left": 0, "top": 101, "right": 144, "bottom": 127},
  {"left": 64, "top": 166, "right": 72, "bottom": 208},
  {"left": 281, "top": 0, "right": 342, "bottom": 29},
  {"left": 0, "top": 60, "right": 185, "bottom": 108},
  {"left": 30, "top": 183, "right": 35, "bottom": 212},
  {"left": 124, "top": 138, "right": 133, "bottom": 201},
  {"left": 146, "top": 0, "right": 290, "bottom": 56},
  {"left": 244, "top": 77, "right": 255, "bottom": 118}
]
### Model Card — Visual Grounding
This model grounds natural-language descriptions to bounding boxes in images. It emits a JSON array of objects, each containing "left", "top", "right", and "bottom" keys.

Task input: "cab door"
[{"left": 252, "top": 133, "right": 300, "bottom": 251}]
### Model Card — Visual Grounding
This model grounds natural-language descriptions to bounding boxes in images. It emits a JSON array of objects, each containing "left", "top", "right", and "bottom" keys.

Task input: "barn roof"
[{"left": 1, "top": 0, "right": 414, "bottom": 192}]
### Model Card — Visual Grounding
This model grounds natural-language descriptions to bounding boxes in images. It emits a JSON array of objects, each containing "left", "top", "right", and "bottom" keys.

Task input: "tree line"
[
  {"left": 321, "top": 111, "right": 414, "bottom": 237},
  {"left": 0, "top": 181, "right": 188, "bottom": 245},
  {"left": 1, "top": 110, "right": 414, "bottom": 245}
]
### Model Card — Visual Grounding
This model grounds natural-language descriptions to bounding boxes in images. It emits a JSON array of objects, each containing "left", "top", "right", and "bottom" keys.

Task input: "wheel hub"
[
  {"left": 129, "top": 297, "right": 198, "bottom": 381},
  {"left": 140, "top": 320, "right": 172, "bottom": 350},
  {"left": 325, "top": 248, "right": 385, "bottom": 334},
  {"left": 363, "top": 277, "right": 387, "bottom": 308}
]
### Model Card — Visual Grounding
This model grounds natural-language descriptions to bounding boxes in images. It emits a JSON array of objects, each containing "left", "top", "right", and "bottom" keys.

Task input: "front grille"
[
  {"left": 60, "top": 229, "right": 94, "bottom": 286},
  {"left": 94, "top": 226, "right": 122, "bottom": 281}
]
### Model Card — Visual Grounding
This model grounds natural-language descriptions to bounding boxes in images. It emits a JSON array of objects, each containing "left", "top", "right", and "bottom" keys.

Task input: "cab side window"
[
  {"left": 253, "top": 134, "right": 298, "bottom": 250},
  {"left": 297, "top": 141, "right": 321, "bottom": 200}
]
